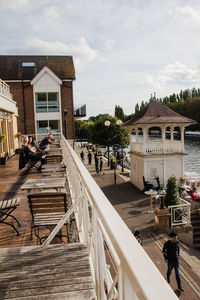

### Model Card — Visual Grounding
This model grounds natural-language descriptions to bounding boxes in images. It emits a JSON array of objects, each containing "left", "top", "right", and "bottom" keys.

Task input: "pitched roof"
[
  {"left": 0, "top": 55, "right": 75, "bottom": 81},
  {"left": 124, "top": 99, "right": 196, "bottom": 126}
]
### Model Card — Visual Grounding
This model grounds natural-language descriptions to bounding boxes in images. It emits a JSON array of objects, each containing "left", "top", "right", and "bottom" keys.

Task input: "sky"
[{"left": 1, "top": 0, "right": 200, "bottom": 118}]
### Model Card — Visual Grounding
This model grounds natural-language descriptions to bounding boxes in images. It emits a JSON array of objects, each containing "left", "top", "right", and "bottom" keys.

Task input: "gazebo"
[{"left": 124, "top": 99, "right": 196, "bottom": 191}]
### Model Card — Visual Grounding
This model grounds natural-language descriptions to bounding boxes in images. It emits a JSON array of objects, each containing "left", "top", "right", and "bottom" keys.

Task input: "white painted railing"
[
  {"left": 0, "top": 79, "right": 18, "bottom": 115},
  {"left": 130, "top": 140, "right": 183, "bottom": 154},
  {"left": 0, "top": 79, "right": 13, "bottom": 100},
  {"left": 169, "top": 199, "right": 191, "bottom": 228},
  {"left": 56, "top": 135, "right": 178, "bottom": 300}
]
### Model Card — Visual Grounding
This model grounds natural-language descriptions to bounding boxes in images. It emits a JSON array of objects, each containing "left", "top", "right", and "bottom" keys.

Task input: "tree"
[
  {"left": 89, "top": 114, "right": 129, "bottom": 148},
  {"left": 115, "top": 105, "right": 125, "bottom": 121},
  {"left": 135, "top": 103, "right": 139, "bottom": 113},
  {"left": 164, "top": 175, "right": 181, "bottom": 208}
]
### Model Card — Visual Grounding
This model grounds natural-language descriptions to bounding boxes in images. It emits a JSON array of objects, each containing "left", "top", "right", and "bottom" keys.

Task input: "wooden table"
[
  {"left": 41, "top": 163, "right": 66, "bottom": 176},
  {"left": 144, "top": 190, "right": 158, "bottom": 213},
  {"left": 20, "top": 177, "right": 66, "bottom": 193}
]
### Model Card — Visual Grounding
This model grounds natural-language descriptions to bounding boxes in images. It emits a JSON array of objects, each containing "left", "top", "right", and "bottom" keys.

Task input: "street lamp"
[
  {"left": 104, "top": 119, "right": 122, "bottom": 184},
  {"left": 63, "top": 109, "right": 68, "bottom": 139},
  {"left": 158, "top": 187, "right": 166, "bottom": 210},
  {"left": 104, "top": 120, "right": 111, "bottom": 166},
  {"left": 115, "top": 119, "right": 124, "bottom": 173}
]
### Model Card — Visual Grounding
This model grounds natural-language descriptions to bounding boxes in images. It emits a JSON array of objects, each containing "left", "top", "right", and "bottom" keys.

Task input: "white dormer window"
[{"left": 22, "top": 62, "right": 35, "bottom": 67}]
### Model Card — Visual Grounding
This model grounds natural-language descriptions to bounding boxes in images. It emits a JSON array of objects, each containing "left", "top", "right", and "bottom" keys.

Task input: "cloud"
[
  {"left": 0, "top": 0, "right": 28, "bottom": 10},
  {"left": 104, "top": 39, "right": 115, "bottom": 51},
  {"left": 13, "top": 37, "right": 100, "bottom": 70},
  {"left": 43, "top": 5, "right": 60, "bottom": 19},
  {"left": 174, "top": 5, "right": 200, "bottom": 22},
  {"left": 144, "top": 61, "right": 200, "bottom": 90}
]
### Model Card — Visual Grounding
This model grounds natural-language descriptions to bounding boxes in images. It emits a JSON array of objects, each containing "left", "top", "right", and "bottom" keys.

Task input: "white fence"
[
  {"left": 130, "top": 140, "right": 183, "bottom": 154},
  {"left": 44, "top": 135, "right": 178, "bottom": 300},
  {"left": 169, "top": 199, "right": 191, "bottom": 228}
]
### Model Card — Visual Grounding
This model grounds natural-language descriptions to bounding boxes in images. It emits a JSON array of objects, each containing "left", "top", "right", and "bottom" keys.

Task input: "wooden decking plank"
[
  {"left": 0, "top": 282, "right": 95, "bottom": 298},
  {"left": 0, "top": 252, "right": 89, "bottom": 267},
  {"left": 0, "top": 270, "right": 92, "bottom": 285},
  {"left": 0, "top": 276, "right": 94, "bottom": 291},
  {"left": 2, "top": 289, "right": 96, "bottom": 300},
  {"left": 0, "top": 261, "right": 90, "bottom": 279}
]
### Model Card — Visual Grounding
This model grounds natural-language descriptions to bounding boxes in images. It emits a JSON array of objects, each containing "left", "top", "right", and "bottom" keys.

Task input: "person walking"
[
  {"left": 94, "top": 153, "right": 99, "bottom": 174},
  {"left": 134, "top": 230, "right": 142, "bottom": 245},
  {"left": 88, "top": 150, "right": 92, "bottom": 165},
  {"left": 80, "top": 151, "right": 85, "bottom": 163},
  {"left": 99, "top": 156, "right": 104, "bottom": 175},
  {"left": 162, "top": 231, "right": 184, "bottom": 292}
]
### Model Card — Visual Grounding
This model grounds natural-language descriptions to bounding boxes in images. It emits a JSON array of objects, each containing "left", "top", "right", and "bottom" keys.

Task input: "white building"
[
  {"left": 124, "top": 99, "right": 196, "bottom": 190},
  {"left": 0, "top": 79, "right": 19, "bottom": 162}
]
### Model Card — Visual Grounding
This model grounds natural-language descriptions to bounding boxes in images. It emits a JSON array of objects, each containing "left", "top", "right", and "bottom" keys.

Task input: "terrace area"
[{"left": 0, "top": 135, "right": 200, "bottom": 299}]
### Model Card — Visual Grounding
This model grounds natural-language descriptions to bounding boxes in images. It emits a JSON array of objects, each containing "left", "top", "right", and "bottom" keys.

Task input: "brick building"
[{"left": 0, "top": 55, "right": 76, "bottom": 139}]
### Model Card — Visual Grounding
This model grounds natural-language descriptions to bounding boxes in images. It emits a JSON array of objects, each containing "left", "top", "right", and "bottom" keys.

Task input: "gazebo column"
[
  {"left": 143, "top": 127, "right": 147, "bottom": 154},
  {"left": 161, "top": 126, "right": 166, "bottom": 154},
  {"left": 170, "top": 126, "right": 174, "bottom": 141},
  {"left": 181, "top": 126, "right": 185, "bottom": 153},
  {"left": 135, "top": 128, "right": 139, "bottom": 142}
]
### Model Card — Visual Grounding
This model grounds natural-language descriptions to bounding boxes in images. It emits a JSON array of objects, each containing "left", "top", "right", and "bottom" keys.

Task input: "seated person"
[
  {"left": 187, "top": 187, "right": 200, "bottom": 201},
  {"left": 27, "top": 136, "right": 36, "bottom": 153},
  {"left": 39, "top": 134, "right": 54, "bottom": 150},
  {"left": 20, "top": 136, "right": 44, "bottom": 171}
]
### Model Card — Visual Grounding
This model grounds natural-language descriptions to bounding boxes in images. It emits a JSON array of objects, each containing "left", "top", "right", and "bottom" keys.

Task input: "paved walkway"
[{"left": 76, "top": 146, "right": 200, "bottom": 300}]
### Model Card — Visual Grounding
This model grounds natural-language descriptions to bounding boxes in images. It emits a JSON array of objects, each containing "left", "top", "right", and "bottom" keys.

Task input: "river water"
[{"left": 184, "top": 135, "right": 200, "bottom": 175}]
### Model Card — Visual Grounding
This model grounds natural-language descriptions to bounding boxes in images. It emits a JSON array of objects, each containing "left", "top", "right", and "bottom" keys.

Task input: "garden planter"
[{"left": 154, "top": 207, "right": 170, "bottom": 233}]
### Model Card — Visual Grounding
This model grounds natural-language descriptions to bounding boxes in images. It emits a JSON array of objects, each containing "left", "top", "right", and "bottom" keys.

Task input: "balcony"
[
  {"left": 130, "top": 140, "right": 183, "bottom": 155},
  {"left": 0, "top": 79, "right": 18, "bottom": 115}
]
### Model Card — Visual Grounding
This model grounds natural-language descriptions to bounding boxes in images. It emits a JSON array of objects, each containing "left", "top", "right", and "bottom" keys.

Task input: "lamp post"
[
  {"left": 104, "top": 120, "right": 111, "bottom": 166},
  {"left": 104, "top": 119, "right": 122, "bottom": 184},
  {"left": 158, "top": 187, "right": 166, "bottom": 210},
  {"left": 115, "top": 119, "right": 124, "bottom": 173},
  {"left": 63, "top": 109, "right": 68, "bottom": 139}
]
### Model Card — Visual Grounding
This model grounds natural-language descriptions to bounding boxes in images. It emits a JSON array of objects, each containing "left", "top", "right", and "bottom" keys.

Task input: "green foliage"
[
  {"left": 0, "top": 134, "right": 6, "bottom": 142},
  {"left": 164, "top": 175, "right": 181, "bottom": 208},
  {"left": 115, "top": 105, "right": 125, "bottom": 121},
  {"left": 89, "top": 114, "right": 129, "bottom": 148}
]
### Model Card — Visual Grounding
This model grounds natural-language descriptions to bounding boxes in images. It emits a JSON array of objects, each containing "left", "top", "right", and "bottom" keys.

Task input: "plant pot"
[
  {"left": 0, "top": 157, "right": 6, "bottom": 165},
  {"left": 154, "top": 207, "right": 170, "bottom": 232}
]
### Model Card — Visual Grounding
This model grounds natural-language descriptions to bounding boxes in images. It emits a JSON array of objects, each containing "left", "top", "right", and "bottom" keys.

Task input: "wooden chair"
[
  {"left": 0, "top": 198, "right": 21, "bottom": 235},
  {"left": 27, "top": 191, "right": 68, "bottom": 244}
]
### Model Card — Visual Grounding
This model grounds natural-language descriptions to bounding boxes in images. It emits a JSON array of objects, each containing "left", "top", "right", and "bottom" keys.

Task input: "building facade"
[
  {"left": 0, "top": 55, "right": 76, "bottom": 139},
  {"left": 0, "top": 79, "right": 18, "bottom": 161}
]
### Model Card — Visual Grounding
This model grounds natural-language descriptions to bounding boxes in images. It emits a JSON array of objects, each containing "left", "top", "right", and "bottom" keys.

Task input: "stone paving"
[{"left": 76, "top": 146, "right": 200, "bottom": 300}]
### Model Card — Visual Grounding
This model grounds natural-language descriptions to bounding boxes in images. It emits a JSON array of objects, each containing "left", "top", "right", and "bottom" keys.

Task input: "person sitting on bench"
[
  {"left": 187, "top": 187, "right": 200, "bottom": 201},
  {"left": 19, "top": 137, "right": 44, "bottom": 171},
  {"left": 39, "top": 134, "right": 54, "bottom": 150}
]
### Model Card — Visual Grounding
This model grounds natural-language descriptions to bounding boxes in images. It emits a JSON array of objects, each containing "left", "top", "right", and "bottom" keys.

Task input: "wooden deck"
[
  {"left": 0, "top": 243, "right": 95, "bottom": 300},
  {"left": 0, "top": 155, "right": 96, "bottom": 299}
]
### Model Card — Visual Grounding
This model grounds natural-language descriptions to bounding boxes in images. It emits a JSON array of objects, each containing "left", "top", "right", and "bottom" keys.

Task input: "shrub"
[{"left": 164, "top": 175, "right": 181, "bottom": 207}]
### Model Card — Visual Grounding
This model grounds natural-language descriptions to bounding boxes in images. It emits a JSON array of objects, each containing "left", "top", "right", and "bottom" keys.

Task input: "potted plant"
[
  {"left": 155, "top": 175, "right": 181, "bottom": 232},
  {"left": 164, "top": 175, "right": 181, "bottom": 207},
  {"left": 0, "top": 134, "right": 7, "bottom": 165}
]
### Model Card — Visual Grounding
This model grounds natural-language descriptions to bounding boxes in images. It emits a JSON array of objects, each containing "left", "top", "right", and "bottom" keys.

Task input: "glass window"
[
  {"left": 36, "top": 93, "right": 47, "bottom": 102},
  {"left": 35, "top": 92, "right": 59, "bottom": 113},
  {"left": 48, "top": 92, "right": 58, "bottom": 102},
  {"left": 49, "top": 120, "right": 60, "bottom": 131}
]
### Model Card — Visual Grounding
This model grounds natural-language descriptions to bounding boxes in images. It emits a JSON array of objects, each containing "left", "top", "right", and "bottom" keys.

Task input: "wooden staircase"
[
  {"left": 0, "top": 243, "right": 96, "bottom": 300},
  {"left": 191, "top": 211, "right": 200, "bottom": 249}
]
